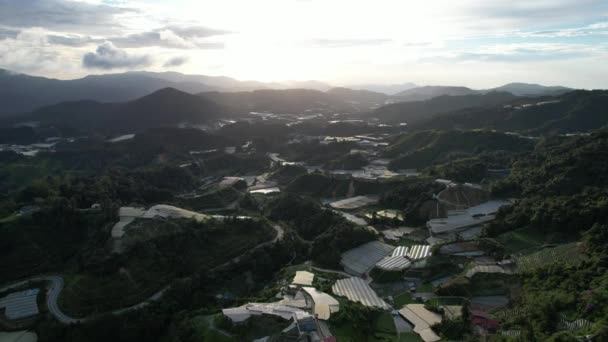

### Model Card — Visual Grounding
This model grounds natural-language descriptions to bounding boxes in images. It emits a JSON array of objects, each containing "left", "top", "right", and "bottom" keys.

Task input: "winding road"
[{"left": 0, "top": 223, "right": 285, "bottom": 324}]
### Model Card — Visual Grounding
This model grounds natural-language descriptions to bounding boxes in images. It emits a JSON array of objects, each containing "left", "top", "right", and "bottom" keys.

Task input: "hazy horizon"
[{"left": 1, "top": 0, "right": 608, "bottom": 88}]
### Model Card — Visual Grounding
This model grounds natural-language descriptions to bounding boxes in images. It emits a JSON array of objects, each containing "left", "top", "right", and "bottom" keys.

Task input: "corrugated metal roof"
[
  {"left": 427, "top": 200, "right": 510, "bottom": 234},
  {"left": 392, "top": 246, "right": 408, "bottom": 257},
  {"left": 465, "top": 265, "right": 511, "bottom": 278},
  {"left": 332, "top": 277, "right": 387, "bottom": 309},
  {"left": 329, "top": 196, "right": 378, "bottom": 210},
  {"left": 375, "top": 256, "right": 411, "bottom": 271},
  {"left": 340, "top": 241, "right": 395, "bottom": 275},
  {"left": 398, "top": 304, "right": 442, "bottom": 342},
  {"left": 407, "top": 245, "right": 431, "bottom": 261}
]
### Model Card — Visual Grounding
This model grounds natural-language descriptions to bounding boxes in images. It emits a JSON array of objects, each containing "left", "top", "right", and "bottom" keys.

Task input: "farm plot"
[{"left": 515, "top": 243, "right": 587, "bottom": 273}]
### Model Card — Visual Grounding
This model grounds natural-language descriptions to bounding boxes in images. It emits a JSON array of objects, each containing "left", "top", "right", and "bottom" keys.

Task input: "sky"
[{"left": 1, "top": 0, "right": 608, "bottom": 88}]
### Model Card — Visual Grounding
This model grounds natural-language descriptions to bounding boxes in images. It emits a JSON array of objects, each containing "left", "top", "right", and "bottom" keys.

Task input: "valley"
[{"left": 0, "top": 81, "right": 607, "bottom": 341}]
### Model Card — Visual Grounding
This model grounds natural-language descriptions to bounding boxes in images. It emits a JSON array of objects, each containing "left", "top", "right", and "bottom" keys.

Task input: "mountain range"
[
  {"left": 0, "top": 68, "right": 572, "bottom": 115},
  {"left": 9, "top": 88, "right": 221, "bottom": 135},
  {"left": 392, "top": 84, "right": 572, "bottom": 102}
]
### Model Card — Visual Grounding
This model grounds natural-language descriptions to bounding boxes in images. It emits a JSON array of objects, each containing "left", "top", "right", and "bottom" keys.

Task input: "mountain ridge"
[{"left": 8, "top": 87, "right": 222, "bottom": 135}]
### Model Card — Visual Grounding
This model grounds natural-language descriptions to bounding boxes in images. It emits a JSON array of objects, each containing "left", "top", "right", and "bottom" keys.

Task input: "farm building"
[
  {"left": 222, "top": 302, "right": 307, "bottom": 323},
  {"left": 332, "top": 277, "right": 388, "bottom": 309},
  {"left": 249, "top": 187, "right": 280, "bottom": 194},
  {"left": 365, "top": 209, "right": 404, "bottom": 221},
  {"left": 376, "top": 245, "right": 431, "bottom": 271},
  {"left": 465, "top": 265, "right": 513, "bottom": 278},
  {"left": 471, "top": 310, "right": 500, "bottom": 333},
  {"left": 284, "top": 312, "right": 337, "bottom": 342},
  {"left": 375, "top": 245, "right": 432, "bottom": 271},
  {"left": 398, "top": 304, "right": 442, "bottom": 342},
  {"left": 219, "top": 176, "right": 244, "bottom": 188},
  {"left": 435, "top": 179, "right": 457, "bottom": 187},
  {"left": 427, "top": 200, "right": 510, "bottom": 236},
  {"left": 407, "top": 245, "right": 432, "bottom": 261},
  {"left": 340, "top": 241, "right": 395, "bottom": 276},
  {"left": 328, "top": 196, "right": 378, "bottom": 210},
  {"left": 381, "top": 227, "right": 417, "bottom": 241},
  {"left": 442, "top": 305, "right": 463, "bottom": 320},
  {"left": 107, "top": 133, "right": 135, "bottom": 143},
  {"left": 292, "top": 271, "right": 315, "bottom": 287},
  {"left": 141, "top": 204, "right": 210, "bottom": 221},
  {"left": 0, "top": 289, "right": 40, "bottom": 320},
  {"left": 301, "top": 287, "right": 340, "bottom": 320},
  {"left": 375, "top": 246, "right": 411, "bottom": 271}
]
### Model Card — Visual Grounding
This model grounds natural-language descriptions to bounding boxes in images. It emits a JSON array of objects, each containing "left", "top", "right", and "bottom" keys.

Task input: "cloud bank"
[{"left": 82, "top": 42, "right": 151, "bottom": 70}]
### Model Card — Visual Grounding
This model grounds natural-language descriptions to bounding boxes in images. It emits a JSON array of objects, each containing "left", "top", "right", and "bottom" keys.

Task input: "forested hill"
[
  {"left": 479, "top": 130, "right": 608, "bottom": 340},
  {"left": 412, "top": 90, "right": 608, "bottom": 134},
  {"left": 4, "top": 88, "right": 223, "bottom": 135},
  {"left": 200, "top": 87, "right": 389, "bottom": 114},
  {"left": 370, "top": 91, "right": 518, "bottom": 124},
  {"left": 384, "top": 130, "right": 534, "bottom": 170}
]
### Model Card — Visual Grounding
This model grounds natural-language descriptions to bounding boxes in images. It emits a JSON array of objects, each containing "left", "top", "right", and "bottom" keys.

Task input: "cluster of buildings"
[
  {"left": 427, "top": 196, "right": 511, "bottom": 245},
  {"left": 222, "top": 271, "right": 338, "bottom": 342},
  {"left": 0, "top": 142, "right": 57, "bottom": 157},
  {"left": 339, "top": 241, "right": 433, "bottom": 276}
]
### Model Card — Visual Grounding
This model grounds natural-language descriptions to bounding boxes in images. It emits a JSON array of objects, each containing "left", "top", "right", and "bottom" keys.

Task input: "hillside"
[
  {"left": 12, "top": 88, "right": 222, "bottom": 135},
  {"left": 489, "top": 82, "right": 572, "bottom": 96},
  {"left": 201, "top": 88, "right": 387, "bottom": 114},
  {"left": 0, "top": 69, "right": 334, "bottom": 115},
  {"left": 370, "top": 91, "right": 518, "bottom": 124},
  {"left": 385, "top": 130, "right": 535, "bottom": 169},
  {"left": 416, "top": 90, "right": 608, "bottom": 134},
  {"left": 0, "top": 69, "right": 215, "bottom": 114},
  {"left": 349, "top": 82, "right": 417, "bottom": 95},
  {"left": 394, "top": 86, "right": 477, "bottom": 101},
  {"left": 392, "top": 83, "right": 573, "bottom": 102}
]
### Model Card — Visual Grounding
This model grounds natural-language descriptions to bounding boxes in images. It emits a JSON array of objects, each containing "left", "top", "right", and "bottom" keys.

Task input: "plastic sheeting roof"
[
  {"left": 292, "top": 271, "right": 315, "bottom": 286},
  {"left": 340, "top": 241, "right": 395, "bottom": 275},
  {"left": 0, "top": 289, "right": 40, "bottom": 320},
  {"left": 332, "top": 277, "right": 387, "bottom": 309}
]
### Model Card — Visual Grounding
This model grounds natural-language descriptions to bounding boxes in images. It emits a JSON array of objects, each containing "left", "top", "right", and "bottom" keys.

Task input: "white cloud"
[
  {"left": 82, "top": 41, "right": 151, "bottom": 69},
  {"left": 1, "top": 0, "right": 607, "bottom": 88},
  {"left": 0, "top": 28, "right": 80, "bottom": 74}
]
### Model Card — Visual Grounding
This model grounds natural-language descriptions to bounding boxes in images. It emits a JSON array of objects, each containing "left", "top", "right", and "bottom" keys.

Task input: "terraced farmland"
[{"left": 515, "top": 243, "right": 587, "bottom": 273}]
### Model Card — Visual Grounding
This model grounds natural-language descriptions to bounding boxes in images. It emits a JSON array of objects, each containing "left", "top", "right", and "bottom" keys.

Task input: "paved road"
[
  {"left": 0, "top": 276, "right": 80, "bottom": 324},
  {"left": 305, "top": 265, "right": 352, "bottom": 278}
]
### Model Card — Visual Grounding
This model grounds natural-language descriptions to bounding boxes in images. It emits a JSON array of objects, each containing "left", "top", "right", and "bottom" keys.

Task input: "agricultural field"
[
  {"left": 331, "top": 310, "right": 423, "bottom": 342},
  {"left": 515, "top": 243, "right": 587, "bottom": 273},
  {"left": 496, "top": 226, "right": 579, "bottom": 254}
]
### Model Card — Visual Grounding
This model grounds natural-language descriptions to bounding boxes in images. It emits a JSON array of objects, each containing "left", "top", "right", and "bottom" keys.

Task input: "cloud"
[
  {"left": 82, "top": 42, "right": 151, "bottom": 70},
  {"left": 463, "top": 0, "right": 608, "bottom": 30},
  {"left": 0, "top": 0, "right": 137, "bottom": 34},
  {"left": 0, "top": 26, "right": 19, "bottom": 40},
  {"left": 403, "top": 41, "right": 433, "bottom": 47},
  {"left": 524, "top": 21, "right": 608, "bottom": 38},
  {"left": 0, "top": 28, "right": 67, "bottom": 74},
  {"left": 47, "top": 34, "right": 101, "bottom": 47},
  {"left": 162, "top": 25, "right": 230, "bottom": 38},
  {"left": 109, "top": 25, "right": 227, "bottom": 49},
  {"left": 420, "top": 43, "right": 606, "bottom": 64},
  {"left": 163, "top": 56, "right": 189, "bottom": 67},
  {"left": 309, "top": 38, "right": 391, "bottom": 48}
]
